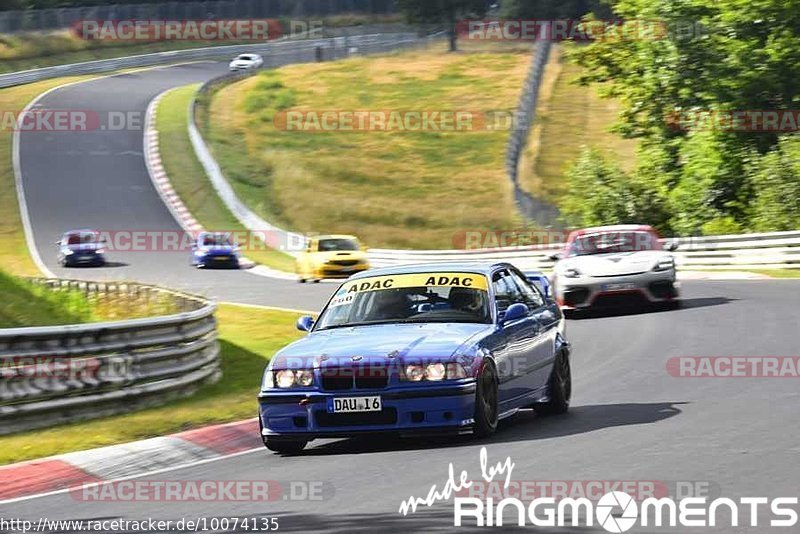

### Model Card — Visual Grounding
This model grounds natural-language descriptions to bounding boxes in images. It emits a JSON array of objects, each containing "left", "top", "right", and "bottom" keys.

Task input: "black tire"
[
  {"left": 264, "top": 438, "right": 307, "bottom": 455},
  {"left": 473, "top": 361, "right": 499, "bottom": 438},
  {"left": 534, "top": 351, "right": 571, "bottom": 416}
]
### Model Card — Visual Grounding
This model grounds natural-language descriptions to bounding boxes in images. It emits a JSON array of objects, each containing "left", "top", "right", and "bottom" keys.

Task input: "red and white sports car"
[{"left": 549, "top": 225, "right": 680, "bottom": 311}]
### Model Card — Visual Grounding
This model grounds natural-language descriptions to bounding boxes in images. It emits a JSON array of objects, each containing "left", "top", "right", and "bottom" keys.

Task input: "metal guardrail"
[
  {"left": 0, "top": 24, "right": 416, "bottom": 89},
  {"left": 367, "top": 231, "right": 800, "bottom": 272},
  {"left": 0, "top": 279, "right": 219, "bottom": 435},
  {"left": 188, "top": 31, "right": 443, "bottom": 259}
]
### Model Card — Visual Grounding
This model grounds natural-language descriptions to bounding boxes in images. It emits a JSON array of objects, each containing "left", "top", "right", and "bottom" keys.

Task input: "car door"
[
  {"left": 490, "top": 269, "right": 541, "bottom": 407},
  {"left": 508, "top": 268, "right": 558, "bottom": 393}
]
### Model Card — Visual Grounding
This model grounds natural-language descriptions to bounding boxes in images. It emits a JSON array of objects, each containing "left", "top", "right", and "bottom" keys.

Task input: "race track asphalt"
[{"left": 7, "top": 62, "right": 800, "bottom": 533}]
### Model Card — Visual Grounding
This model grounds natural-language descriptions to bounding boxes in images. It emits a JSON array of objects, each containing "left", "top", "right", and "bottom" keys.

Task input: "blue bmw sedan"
[{"left": 258, "top": 262, "right": 571, "bottom": 454}]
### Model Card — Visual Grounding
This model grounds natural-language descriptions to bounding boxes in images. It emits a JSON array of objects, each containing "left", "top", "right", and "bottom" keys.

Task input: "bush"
[
  {"left": 560, "top": 147, "right": 670, "bottom": 232},
  {"left": 749, "top": 136, "right": 800, "bottom": 232}
]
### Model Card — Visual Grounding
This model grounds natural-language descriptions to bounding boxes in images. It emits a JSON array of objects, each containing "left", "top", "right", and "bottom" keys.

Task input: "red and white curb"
[
  {"left": 143, "top": 90, "right": 265, "bottom": 271},
  {"left": 0, "top": 418, "right": 261, "bottom": 503}
]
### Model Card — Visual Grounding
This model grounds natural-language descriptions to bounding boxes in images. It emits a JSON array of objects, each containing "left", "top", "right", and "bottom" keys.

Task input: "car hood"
[
  {"left": 271, "top": 322, "right": 493, "bottom": 370},
  {"left": 561, "top": 250, "right": 671, "bottom": 277}
]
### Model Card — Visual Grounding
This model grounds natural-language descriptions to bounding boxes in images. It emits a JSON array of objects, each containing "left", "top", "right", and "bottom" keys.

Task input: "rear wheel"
[
  {"left": 473, "top": 362, "right": 499, "bottom": 438},
  {"left": 264, "top": 437, "right": 307, "bottom": 455},
  {"left": 534, "top": 351, "right": 571, "bottom": 416}
]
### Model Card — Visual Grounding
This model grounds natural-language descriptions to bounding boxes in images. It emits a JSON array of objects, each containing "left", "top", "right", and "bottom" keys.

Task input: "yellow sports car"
[{"left": 296, "top": 235, "right": 370, "bottom": 283}]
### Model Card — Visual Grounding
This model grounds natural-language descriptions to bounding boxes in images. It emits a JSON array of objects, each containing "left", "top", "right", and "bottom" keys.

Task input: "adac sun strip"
[{"left": 337, "top": 272, "right": 489, "bottom": 295}]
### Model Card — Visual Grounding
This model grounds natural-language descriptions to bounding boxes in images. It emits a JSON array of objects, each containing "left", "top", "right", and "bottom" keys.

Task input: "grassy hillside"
[
  {"left": 518, "top": 44, "right": 638, "bottom": 206},
  {"left": 203, "top": 42, "right": 531, "bottom": 249}
]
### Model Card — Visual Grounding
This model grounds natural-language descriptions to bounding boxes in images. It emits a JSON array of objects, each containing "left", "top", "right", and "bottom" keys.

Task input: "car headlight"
[
  {"left": 563, "top": 267, "right": 581, "bottom": 278},
  {"left": 96, "top": 248, "right": 105, "bottom": 254},
  {"left": 64, "top": 249, "right": 74, "bottom": 255},
  {"left": 275, "top": 370, "right": 296, "bottom": 389},
  {"left": 653, "top": 259, "right": 675, "bottom": 272},
  {"left": 296, "top": 369, "right": 314, "bottom": 387},
  {"left": 403, "top": 362, "right": 467, "bottom": 381},
  {"left": 424, "top": 363, "right": 446, "bottom": 381},
  {"left": 404, "top": 364, "right": 424, "bottom": 382},
  {"left": 261, "top": 370, "right": 273, "bottom": 390}
]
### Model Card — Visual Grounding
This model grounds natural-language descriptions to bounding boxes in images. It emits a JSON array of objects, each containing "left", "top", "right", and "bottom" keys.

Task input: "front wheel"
[
  {"left": 473, "top": 362, "right": 499, "bottom": 438},
  {"left": 264, "top": 438, "right": 307, "bottom": 455},
  {"left": 534, "top": 351, "right": 571, "bottom": 416}
]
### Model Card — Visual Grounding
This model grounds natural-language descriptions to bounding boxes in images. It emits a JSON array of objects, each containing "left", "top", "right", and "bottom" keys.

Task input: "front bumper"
[
  {"left": 555, "top": 270, "right": 678, "bottom": 309},
  {"left": 315, "top": 264, "right": 369, "bottom": 279},
  {"left": 64, "top": 253, "right": 104, "bottom": 266},
  {"left": 197, "top": 254, "right": 240, "bottom": 268},
  {"left": 258, "top": 381, "right": 476, "bottom": 440}
]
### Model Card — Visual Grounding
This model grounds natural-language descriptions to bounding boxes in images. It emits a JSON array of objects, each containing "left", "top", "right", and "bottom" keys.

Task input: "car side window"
[
  {"left": 509, "top": 270, "right": 545, "bottom": 310},
  {"left": 492, "top": 270, "right": 525, "bottom": 314}
]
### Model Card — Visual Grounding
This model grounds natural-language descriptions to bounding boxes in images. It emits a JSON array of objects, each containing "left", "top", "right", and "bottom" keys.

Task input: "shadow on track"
[
  {"left": 301, "top": 402, "right": 686, "bottom": 457},
  {"left": 567, "top": 297, "right": 733, "bottom": 319}
]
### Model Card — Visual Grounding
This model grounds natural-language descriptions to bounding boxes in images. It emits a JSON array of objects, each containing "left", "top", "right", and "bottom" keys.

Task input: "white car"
[
  {"left": 229, "top": 53, "right": 263, "bottom": 71},
  {"left": 549, "top": 224, "right": 679, "bottom": 311}
]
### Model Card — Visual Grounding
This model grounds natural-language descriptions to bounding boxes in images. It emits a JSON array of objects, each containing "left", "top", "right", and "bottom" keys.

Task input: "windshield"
[
  {"left": 66, "top": 232, "right": 98, "bottom": 245},
  {"left": 237, "top": 55, "right": 253, "bottom": 60},
  {"left": 568, "top": 231, "right": 660, "bottom": 256},
  {"left": 316, "top": 272, "right": 492, "bottom": 330},
  {"left": 201, "top": 234, "right": 232, "bottom": 247},
  {"left": 318, "top": 238, "right": 359, "bottom": 252}
]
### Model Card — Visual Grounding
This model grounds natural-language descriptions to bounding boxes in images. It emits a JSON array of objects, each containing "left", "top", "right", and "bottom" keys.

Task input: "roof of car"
[
  {"left": 62, "top": 229, "right": 98, "bottom": 235},
  {"left": 348, "top": 262, "right": 510, "bottom": 280}
]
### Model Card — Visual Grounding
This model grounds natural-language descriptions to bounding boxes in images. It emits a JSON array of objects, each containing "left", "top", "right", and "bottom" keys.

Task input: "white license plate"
[
  {"left": 601, "top": 282, "right": 637, "bottom": 292},
  {"left": 327, "top": 396, "right": 382, "bottom": 413},
  {"left": 214, "top": 256, "right": 230, "bottom": 261}
]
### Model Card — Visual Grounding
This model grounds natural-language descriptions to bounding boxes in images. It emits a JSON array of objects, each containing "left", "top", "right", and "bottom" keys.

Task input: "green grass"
[
  {"left": 202, "top": 43, "right": 532, "bottom": 249},
  {"left": 156, "top": 85, "right": 295, "bottom": 272},
  {"left": 0, "top": 303, "right": 306, "bottom": 465},
  {"left": 0, "top": 269, "right": 184, "bottom": 328},
  {"left": 518, "top": 44, "right": 638, "bottom": 206}
]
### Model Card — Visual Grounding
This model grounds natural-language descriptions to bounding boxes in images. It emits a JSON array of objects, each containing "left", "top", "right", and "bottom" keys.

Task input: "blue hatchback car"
[
  {"left": 190, "top": 232, "right": 240, "bottom": 269},
  {"left": 258, "top": 262, "right": 571, "bottom": 454}
]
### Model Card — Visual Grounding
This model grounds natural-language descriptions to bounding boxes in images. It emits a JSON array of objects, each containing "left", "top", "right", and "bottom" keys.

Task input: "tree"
[
  {"left": 750, "top": 136, "right": 800, "bottom": 232},
  {"left": 396, "top": 0, "right": 486, "bottom": 51},
  {"left": 561, "top": 147, "right": 671, "bottom": 232}
]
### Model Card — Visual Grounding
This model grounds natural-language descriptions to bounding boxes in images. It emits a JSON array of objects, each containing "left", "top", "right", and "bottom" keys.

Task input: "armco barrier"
[
  {"left": 366, "top": 231, "right": 800, "bottom": 272},
  {"left": 0, "top": 279, "right": 219, "bottom": 435},
  {"left": 0, "top": 24, "right": 417, "bottom": 89}
]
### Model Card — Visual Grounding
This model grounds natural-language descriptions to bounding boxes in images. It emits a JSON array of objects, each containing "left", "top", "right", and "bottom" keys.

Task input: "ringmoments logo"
[{"left": 398, "top": 447, "right": 800, "bottom": 531}]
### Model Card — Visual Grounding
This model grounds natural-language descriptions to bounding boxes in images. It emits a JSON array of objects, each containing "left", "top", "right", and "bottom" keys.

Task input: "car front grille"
[
  {"left": 320, "top": 367, "right": 389, "bottom": 391},
  {"left": 331, "top": 260, "right": 359, "bottom": 267},
  {"left": 315, "top": 408, "right": 398, "bottom": 427}
]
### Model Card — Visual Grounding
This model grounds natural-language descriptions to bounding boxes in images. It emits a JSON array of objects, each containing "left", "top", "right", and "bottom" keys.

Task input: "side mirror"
[
  {"left": 500, "top": 303, "right": 528, "bottom": 325},
  {"left": 666, "top": 241, "right": 679, "bottom": 252},
  {"left": 296, "top": 316, "right": 315, "bottom": 332},
  {"left": 548, "top": 252, "right": 563, "bottom": 261}
]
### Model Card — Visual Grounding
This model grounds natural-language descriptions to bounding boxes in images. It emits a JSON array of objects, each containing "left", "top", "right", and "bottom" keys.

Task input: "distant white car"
[
  {"left": 549, "top": 224, "right": 680, "bottom": 311},
  {"left": 229, "top": 53, "right": 263, "bottom": 71}
]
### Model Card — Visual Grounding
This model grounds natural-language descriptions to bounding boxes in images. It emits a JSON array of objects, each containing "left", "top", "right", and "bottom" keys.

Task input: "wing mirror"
[
  {"left": 296, "top": 316, "right": 315, "bottom": 332},
  {"left": 500, "top": 303, "right": 528, "bottom": 325},
  {"left": 548, "top": 252, "right": 563, "bottom": 261}
]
